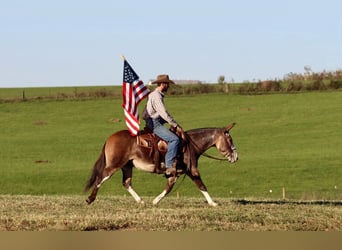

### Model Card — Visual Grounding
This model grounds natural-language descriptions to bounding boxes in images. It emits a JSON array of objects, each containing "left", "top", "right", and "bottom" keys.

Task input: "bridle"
[{"left": 183, "top": 130, "right": 235, "bottom": 162}]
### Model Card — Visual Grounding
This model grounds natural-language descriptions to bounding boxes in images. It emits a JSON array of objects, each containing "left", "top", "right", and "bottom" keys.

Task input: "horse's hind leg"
[
  {"left": 86, "top": 184, "right": 100, "bottom": 204},
  {"left": 86, "top": 166, "right": 120, "bottom": 204},
  {"left": 122, "top": 163, "right": 144, "bottom": 204},
  {"left": 153, "top": 176, "right": 178, "bottom": 205}
]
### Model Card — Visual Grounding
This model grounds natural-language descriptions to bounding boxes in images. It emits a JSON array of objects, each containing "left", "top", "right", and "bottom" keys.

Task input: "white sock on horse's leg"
[
  {"left": 127, "top": 186, "right": 144, "bottom": 204},
  {"left": 153, "top": 190, "right": 167, "bottom": 205},
  {"left": 200, "top": 190, "right": 218, "bottom": 206},
  {"left": 96, "top": 175, "right": 110, "bottom": 188}
]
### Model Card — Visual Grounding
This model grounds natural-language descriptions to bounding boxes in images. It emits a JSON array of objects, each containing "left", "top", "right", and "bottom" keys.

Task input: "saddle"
[
  {"left": 136, "top": 129, "right": 167, "bottom": 174},
  {"left": 136, "top": 127, "right": 186, "bottom": 174}
]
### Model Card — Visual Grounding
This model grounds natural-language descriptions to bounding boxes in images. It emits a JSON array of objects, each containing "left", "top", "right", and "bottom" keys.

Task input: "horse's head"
[{"left": 216, "top": 123, "right": 238, "bottom": 163}]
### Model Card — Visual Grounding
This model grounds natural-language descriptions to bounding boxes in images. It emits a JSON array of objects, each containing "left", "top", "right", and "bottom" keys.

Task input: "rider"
[{"left": 143, "top": 74, "right": 184, "bottom": 176}]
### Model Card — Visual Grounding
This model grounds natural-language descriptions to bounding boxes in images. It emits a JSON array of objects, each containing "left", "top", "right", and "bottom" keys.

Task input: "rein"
[
  {"left": 201, "top": 152, "right": 227, "bottom": 161},
  {"left": 183, "top": 131, "right": 227, "bottom": 162}
]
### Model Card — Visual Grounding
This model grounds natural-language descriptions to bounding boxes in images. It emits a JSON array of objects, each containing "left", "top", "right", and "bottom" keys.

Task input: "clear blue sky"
[{"left": 1, "top": 0, "right": 341, "bottom": 87}]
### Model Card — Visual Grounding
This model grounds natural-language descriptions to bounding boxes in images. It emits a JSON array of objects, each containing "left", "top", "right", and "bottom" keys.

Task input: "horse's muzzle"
[{"left": 227, "top": 150, "right": 238, "bottom": 163}]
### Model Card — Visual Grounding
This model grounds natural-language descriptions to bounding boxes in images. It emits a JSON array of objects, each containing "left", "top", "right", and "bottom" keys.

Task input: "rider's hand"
[
  {"left": 176, "top": 125, "right": 187, "bottom": 142},
  {"left": 170, "top": 125, "right": 177, "bottom": 133},
  {"left": 176, "top": 125, "right": 184, "bottom": 133}
]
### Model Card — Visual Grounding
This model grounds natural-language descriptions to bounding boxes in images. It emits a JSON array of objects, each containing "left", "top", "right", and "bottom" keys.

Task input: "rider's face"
[{"left": 161, "top": 83, "right": 170, "bottom": 92}]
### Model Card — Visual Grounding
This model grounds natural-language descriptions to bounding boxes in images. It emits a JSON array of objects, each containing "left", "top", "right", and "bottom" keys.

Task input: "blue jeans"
[{"left": 152, "top": 118, "right": 179, "bottom": 168}]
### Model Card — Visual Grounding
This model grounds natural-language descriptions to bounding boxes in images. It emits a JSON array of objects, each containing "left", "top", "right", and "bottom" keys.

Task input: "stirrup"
[{"left": 165, "top": 167, "right": 176, "bottom": 175}]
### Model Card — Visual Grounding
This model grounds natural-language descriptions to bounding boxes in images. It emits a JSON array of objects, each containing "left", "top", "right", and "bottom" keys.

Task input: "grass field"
[
  {"left": 1, "top": 89, "right": 341, "bottom": 200},
  {"left": 1, "top": 195, "right": 341, "bottom": 231},
  {"left": 0, "top": 85, "right": 120, "bottom": 101},
  {"left": 0, "top": 88, "right": 341, "bottom": 231}
]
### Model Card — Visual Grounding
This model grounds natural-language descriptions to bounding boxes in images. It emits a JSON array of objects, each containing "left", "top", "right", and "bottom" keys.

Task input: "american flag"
[{"left": 122, "top": 59, "right": 150, "bottom": 136}]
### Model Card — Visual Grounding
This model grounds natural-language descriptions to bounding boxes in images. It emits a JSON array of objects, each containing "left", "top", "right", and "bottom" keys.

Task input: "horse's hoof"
[
  {"left": 209, "top": 202, "right": 218, "bottom": 207},
  {"left": 86, "top": 198, "right": 94, "bottom": 205}
]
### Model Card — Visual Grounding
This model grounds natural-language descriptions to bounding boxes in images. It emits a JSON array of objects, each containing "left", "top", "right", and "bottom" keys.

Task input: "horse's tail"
[{"left": 84, "top": 143, "right": 106, "bottom": 192}]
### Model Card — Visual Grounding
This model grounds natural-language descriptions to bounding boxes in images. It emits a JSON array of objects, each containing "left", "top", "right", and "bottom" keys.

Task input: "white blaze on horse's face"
[
  {"left": 217, "top": 130, "right": 238, "bottom": 163},
  {"left": 228, "top": 149, "right": 238, "bottom": 163}
]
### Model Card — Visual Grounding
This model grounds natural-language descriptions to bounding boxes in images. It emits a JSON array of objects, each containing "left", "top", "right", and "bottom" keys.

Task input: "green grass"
[
  {"left": 0, "top": 90, "right": 341, "bottom": 201},
  {"left": 0, "top": 85, "right": 120, "bottom": 100},
  {"left": 1, "top": 195, "right": 341, "bottom": 231}
]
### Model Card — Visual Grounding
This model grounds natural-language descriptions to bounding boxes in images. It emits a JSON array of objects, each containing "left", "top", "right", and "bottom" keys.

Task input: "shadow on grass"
[{"left": 233, "top": 199, "right": 342, "bottom": 206}]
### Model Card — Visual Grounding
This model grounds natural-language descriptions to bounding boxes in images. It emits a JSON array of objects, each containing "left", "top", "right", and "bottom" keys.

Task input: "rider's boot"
[{"left": 165, "top": 159, "right": 177, "bottom": 176}]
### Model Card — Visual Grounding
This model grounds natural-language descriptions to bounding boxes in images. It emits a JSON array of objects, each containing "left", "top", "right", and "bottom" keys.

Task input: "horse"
[{"left": 84, "top": 123, "right": 238, "bottom": 206}]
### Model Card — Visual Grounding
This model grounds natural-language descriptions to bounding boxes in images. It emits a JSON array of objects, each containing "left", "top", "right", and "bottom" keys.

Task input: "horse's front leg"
[
  {"left": 153, "top": 176, "right": 178, "bottom": 205},
  {"left": 187, "top": 169, "right": 218, "bottom": 207},
  {"left": 122, "top": 164, "right": 144, "bottom": 204}
]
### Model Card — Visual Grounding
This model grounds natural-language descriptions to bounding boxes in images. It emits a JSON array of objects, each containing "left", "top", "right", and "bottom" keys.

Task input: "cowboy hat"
[{"left": 151, "top": 74, "right": 175, "bottom": 84}]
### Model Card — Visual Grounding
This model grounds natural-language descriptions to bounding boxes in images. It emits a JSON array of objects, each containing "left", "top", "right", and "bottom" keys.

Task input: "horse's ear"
[{"left": 225, "top": 122, "right": 236, "bottom": 131}]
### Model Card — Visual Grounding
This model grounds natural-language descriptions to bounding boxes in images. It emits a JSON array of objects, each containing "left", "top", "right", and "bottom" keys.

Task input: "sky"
[{"left": 1, "top": 0, "right": 341, "bottom": 87}]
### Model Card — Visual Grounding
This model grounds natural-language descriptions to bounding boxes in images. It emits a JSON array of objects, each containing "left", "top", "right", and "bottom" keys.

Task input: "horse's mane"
[{"left": 186, "top": 127, "right": 219, "bottom": 135}]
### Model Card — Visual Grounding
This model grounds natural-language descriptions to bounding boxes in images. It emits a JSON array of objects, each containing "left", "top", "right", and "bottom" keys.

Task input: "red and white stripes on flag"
[{"left": 122, "top": 59, "right": 150, "bottom": 136}]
